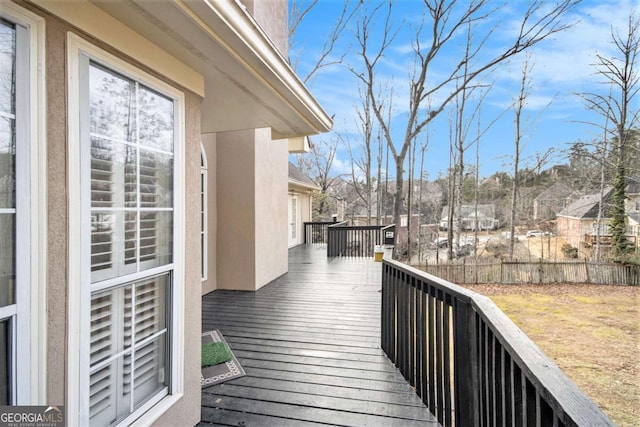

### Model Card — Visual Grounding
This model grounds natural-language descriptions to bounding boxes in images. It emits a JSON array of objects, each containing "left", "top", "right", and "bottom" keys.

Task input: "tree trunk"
[{"left": 393, "top": 158, "right": 404, "bottom": 259}]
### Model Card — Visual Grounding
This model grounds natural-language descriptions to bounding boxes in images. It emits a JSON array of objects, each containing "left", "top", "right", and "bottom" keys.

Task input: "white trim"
[
  {"left": 129, "top": 393, "right": 183, "bottom": 427},
  {"left": 0, "top": 2, "right": 47, "bottom": 405},
  {"left": 90, "top": 264, "right": 174, "bottom": 294},
  {"left": 200, "top": 142, "right": 208, "bottom": 282},
  {"left": 177, "top": 0, "right": 332, "bottom": 132},
  {"left": 0, "top": 306, "right": 17, "bottom": 320},
  {"left": 67, "top": 33, "right": 186, "bottom": 426}
]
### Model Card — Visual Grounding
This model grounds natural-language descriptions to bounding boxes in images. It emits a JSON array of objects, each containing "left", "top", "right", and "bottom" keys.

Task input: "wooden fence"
[
  {"left": 382, "top": 260, "right": 615, "bottom": 427},
  {"left": 418, "top": 258, "right": 640, "bottom": 286}
]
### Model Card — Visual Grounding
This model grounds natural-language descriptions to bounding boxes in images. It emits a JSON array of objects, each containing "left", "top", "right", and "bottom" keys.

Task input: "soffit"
[{"left": 37, "top": 0, "right": 332, "bottom": 139}]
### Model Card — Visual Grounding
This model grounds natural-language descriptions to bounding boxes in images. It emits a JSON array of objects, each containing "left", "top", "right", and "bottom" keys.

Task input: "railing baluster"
[
  {"left": 494, "top": 334, "right": 502, "bottom": 427},
  {"left": 483, "top": 322, "right": 490, "bottom": 427},
  {"left": 502, "top": 349, "right": 512, "bottom": 427},
  {"left": 428, "top": 285, "right": 436, "bottom": 412},
  {"left": 381, "top": 264, "right": 389, "bottom": 355},
  {"left": 409, "top": 276, "right": 416, "bottom": 388},
  {"left": 512, "top": 361, "right": 523, "bottom": 427},
  {"left": 435, "top": 289, "right": 444, "bottom": 423},
  {"left": 525, "top": 376, "right": 536, "bottom": 425},
  {"left": 443, "top": 296, "right": 452, "bottom": 427},
  {"left": 418, "top": 278, "right": 426, "bottom": 403}
]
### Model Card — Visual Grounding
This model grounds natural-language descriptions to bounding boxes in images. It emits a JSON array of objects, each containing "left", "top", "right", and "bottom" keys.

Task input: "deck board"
[{"left": 201, "top": 245, "right": 439, "bottom": 426}]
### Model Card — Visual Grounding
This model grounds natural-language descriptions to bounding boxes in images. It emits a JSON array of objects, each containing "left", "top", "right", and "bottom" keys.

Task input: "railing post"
[{"left": 454, "top": 298, "right": 479, "bottom": 427}]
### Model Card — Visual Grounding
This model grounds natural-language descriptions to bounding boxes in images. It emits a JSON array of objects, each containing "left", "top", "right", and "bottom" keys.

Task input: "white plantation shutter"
[
  {"left": 84, "top": 60, "right": 174, "bottom": 425},
  {"left": 89, "top": 276, "right": 168, "bottom": 425},
  {"left": 89, "top": 291, "right": 116, "bottom": 424}
]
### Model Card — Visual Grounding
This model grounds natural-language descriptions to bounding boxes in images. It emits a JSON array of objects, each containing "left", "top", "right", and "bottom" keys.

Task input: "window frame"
[
  {"left": 0, "top": 3, "right": 46, "bottom": 405},
  {"left": 67, "top": 33, "right": 185, "bottom": 426}
]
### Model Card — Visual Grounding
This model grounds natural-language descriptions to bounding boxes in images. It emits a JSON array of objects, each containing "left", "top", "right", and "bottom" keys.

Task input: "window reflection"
[{"left": 89, "top": 62, "right": 175, "bottom": 281}]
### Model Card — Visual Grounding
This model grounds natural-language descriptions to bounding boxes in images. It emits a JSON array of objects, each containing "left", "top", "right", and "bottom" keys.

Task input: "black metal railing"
[
  {"left": 303, "top": 221, "right": 335, "bottom": 244},
  {"left": 381, "top": 259, "right": 614, "bottom": 427},
  {"left": 327, "top": 223, "right": 395, "bottom": 257}
]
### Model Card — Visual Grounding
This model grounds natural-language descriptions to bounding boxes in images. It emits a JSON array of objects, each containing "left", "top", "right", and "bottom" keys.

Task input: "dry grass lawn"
[{"left": 464, "top": 284, "right": 639, "bottom": 427}]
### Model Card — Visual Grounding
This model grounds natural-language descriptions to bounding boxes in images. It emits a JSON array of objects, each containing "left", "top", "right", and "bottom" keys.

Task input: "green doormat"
[
  {"left": 201, "top": 330, "right": 245, "bottom": 388},
  {"left": 201, "top": 341, "right": 233, "bottom": 367}
]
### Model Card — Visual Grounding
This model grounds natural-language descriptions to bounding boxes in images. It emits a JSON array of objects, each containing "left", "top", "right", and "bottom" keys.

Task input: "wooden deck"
[{"left": 199, "top": 244, "right": 438, "bottom": 426}]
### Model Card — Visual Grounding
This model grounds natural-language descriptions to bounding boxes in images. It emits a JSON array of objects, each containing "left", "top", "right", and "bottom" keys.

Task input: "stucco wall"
[
  {"left": 155, "top": 83, "right": 202, "bottom": 427},
  {"left": 17, "top": 2, "right": 201, "bottom": 423},
  {"left": 217, "top": 129, "right": 288, "bottom": 291},
  {"left": 216, "top": 129, "right": 257, "bottom": 290},
  {"left": 41, "top": 5, "right": 67, "bottom": 405},
  {"left": 241, "top": 0, "right": 288, "bottom": 56},
  {"left": 255, "top": 133, "right": 288, "bottom": 286}
]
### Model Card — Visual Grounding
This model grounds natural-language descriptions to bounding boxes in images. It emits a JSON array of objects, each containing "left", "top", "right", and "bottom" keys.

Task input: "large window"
[
  {"left": 0, "top": 9, "right": 41, "bottom": 405},
  {"left": 75, "top": 51, "right": 181, "bottom": 426},
  {"left": 0, "top": 21, "right": 17, "bottom": 404}
]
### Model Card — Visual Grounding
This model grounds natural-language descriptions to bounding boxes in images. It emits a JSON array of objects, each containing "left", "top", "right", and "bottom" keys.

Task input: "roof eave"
[{"left": 39, "top": 0, "right": 333, "bottom": 139}]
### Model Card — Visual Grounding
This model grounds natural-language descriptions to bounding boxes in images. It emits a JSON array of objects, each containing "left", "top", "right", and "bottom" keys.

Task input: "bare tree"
[
  {"left": 296, "top": 138, "right": 341, "bottom": 219},
  {"left": 351, "top": 0, "right": 579, "bottom": 257},
  {"left": 346, "top": 85, "right": 377, "bottom": 225},
  {"left": 289, "top": 0, "right": 361, "bottom": 84},
  {"left": 508, "top": 56, "right": 531, "bottom": 258},
  {"left": 579, "top": 13, "right": 640, "bottom": 261}
]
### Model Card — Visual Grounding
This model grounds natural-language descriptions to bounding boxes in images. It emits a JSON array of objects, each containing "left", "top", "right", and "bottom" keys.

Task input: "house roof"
[
  {"left": 627, "top": 177, "right": 640, "bottom": 195},
  {"left": 557, "top": 188, "right": 614, "bottom": 219},
  {"left": 288, "top": 162, "right": 320, "bottom": 191},
  {"left": 534, "top": 182, "right": 577, "bottom": 202},
  {"left": 558, "top": 178, "right": 639, "bottom": 219},
  {"left": 35, "top": 0, "right": 332, "bottom": 139}
]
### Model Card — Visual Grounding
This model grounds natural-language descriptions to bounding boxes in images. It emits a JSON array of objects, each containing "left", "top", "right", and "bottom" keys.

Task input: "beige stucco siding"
[
  {"left": 244, "top": 0, "right": 288, "bottom": 55},
  {"left": 255, "top": 134, "right": 288, "bottom": 285},
  {"left": 156, "top": 87, "right": 202, "bottom": 427},
  {"left": 216, "top": 129, "right": 257, "bottom": 290},
  {"left": 15, "top": 1, "right": 202, "bottom": 422},
  {"left": 42, "top": 4, "right": 68, "bottom": 405},
  {"left": 216, "top": 129, "right": 289, "bottom": 291}
]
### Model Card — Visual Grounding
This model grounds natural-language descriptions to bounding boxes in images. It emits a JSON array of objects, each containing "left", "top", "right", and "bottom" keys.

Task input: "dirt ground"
[{"left": 463, "top": 283, "right": 639, "bottom": 427}]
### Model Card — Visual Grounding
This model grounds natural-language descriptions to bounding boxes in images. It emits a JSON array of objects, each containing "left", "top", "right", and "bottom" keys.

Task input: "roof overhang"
[
  {"left": 34, "top": 0, "right": 332, "bottom": 139},
  {"left": 288, "top": 179, "right": 320, "bottom": 192}
]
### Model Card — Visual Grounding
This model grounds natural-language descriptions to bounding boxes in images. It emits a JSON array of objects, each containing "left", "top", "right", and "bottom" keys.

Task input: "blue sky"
[{"left": 291, "top": 0, "right": 638, "bottom": 180}]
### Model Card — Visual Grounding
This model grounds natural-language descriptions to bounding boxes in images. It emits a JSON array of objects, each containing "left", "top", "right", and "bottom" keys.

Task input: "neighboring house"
[
  {"left": 533, "top": 182, "right": 578, "bottom": 221},
  {"left": 557, "top": 179, "right": 639, "bottom": 257},
  {"left": 557, "top": 191, "right": 613, "bottom": 250},
  {"left": 439, "top": 204, "right": 499, "bottom": 231},
  {"left": 2, "top": 1, "right": 330, "bottom": 426},
  {"left": 288, "top": 162, "right": 320, "bottom": 247}
]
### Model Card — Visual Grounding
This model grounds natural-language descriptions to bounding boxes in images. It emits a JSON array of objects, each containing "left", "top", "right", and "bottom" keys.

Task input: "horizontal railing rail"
[
  {"left": 327, "top": 223, "right": 385, "bottom": 257},
  {"left": 381, "top": 259, "right": 614, "bottom": 427}
]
